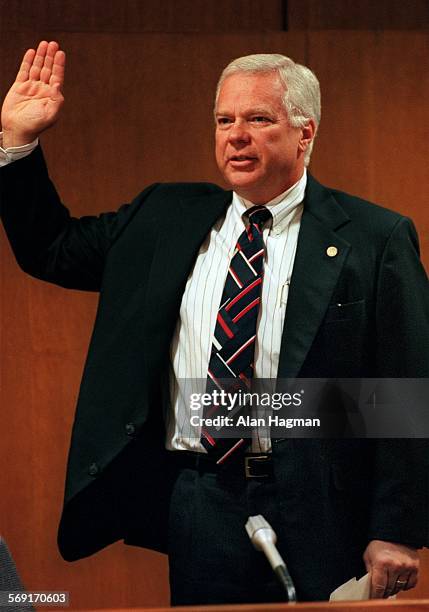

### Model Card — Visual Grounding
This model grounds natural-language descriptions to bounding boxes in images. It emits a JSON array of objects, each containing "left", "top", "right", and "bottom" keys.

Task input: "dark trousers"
[{"left": 167, "top": 462, "right": 290, "bottom": 607}]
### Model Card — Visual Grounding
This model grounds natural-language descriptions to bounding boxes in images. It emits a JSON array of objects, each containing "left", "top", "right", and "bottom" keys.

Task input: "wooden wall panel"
[
  {"left": 288, "top": 0, "right": 429, "bottom": 30},
  {"left": 1, "top": 29, "right": 428, "bottom": 609},
  {"left": 0, "top": 0, "right": 284, "bottom": 33},
  {"left": 308, "top": 31, "right": 429, "bottom": 270}
]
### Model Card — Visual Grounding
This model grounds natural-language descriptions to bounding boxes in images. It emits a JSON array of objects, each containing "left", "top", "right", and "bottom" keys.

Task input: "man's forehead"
[{"left": 215, "top": 103, "right": 278, "bottom": 117}]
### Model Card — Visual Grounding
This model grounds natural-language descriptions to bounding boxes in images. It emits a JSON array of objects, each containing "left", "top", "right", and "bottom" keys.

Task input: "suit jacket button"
[
  {"left": 88, "top": 462, "right": 99, "bottom": 476},
  {"left": 125, "top": 422, "right": 136, "bottom": 436}
]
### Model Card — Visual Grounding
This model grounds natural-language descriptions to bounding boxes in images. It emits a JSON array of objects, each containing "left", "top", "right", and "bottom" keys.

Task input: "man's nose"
[{"left": 228, "top": 120, "right": 251, "bottom": 145}]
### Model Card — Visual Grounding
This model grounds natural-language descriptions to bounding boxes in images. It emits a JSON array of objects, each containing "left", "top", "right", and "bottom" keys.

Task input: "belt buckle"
[{"left": 244, "top": 454, "right": 270, "bottom": 479}]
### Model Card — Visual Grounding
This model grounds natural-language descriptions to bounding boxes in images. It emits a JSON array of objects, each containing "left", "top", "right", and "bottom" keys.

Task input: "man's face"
[{"left": 215, "top": 71, "right": 309, "bottom": 203}]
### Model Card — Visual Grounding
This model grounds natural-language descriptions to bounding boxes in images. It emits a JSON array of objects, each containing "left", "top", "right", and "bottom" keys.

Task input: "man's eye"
[
  {"left": 252, "top": 116, "right": 271, "bottom": 123},
  {"left": 217, "top": 117, "right": 232, "bottom": 125}
]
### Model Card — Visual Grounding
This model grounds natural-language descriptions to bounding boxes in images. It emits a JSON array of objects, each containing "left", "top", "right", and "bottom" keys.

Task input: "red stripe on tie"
[
  {"left": 207, "top": 368, "right": 223, "bottom": 390},
  {"left": 250, "top": 223, "right": 262, "bottom": 234},
  {"left": 202, "top": 429, "right": 216, "bottom": 447},
  {"left": 217, "top": 314, "right": 234, "bottom": 339},
  {"left": 239, "top": 372, "right": 251, "bottom": 387},
  {"left": 232, "top": 297, "right": 260, "bottom": 323},
  {"left": 225, "top": 278, "right": 262, "bottom": 311},
  {"left": 216, "top": 438, "right": 246, "bottom": 464}
]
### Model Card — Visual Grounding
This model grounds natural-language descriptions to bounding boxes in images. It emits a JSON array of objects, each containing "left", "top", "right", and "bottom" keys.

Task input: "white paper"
[
  {"left": 329, "top": 573, "right": 397, "bottom": 601},
  {"left": 330, "top": 573, "right": 371, "bottom": 601}
]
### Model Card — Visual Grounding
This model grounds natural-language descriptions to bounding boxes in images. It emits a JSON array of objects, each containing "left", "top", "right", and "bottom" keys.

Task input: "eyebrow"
[{"left": 215, "top": 107, "right": 275, "bottom": 117}]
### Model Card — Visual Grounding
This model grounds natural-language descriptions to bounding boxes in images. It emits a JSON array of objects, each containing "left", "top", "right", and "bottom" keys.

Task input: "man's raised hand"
[{"left": 1, "top": 41, "right": 65, "bottom": 148}]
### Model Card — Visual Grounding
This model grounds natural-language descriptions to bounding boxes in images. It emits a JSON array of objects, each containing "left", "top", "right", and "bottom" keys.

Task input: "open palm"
[{"left": 1, "top": 41, "right": 65, "bottom": 145}]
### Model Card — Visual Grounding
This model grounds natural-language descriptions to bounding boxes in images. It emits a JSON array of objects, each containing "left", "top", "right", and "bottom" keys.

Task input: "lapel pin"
[{"left": 326, "top": 246, "right": 338, "bottom": 257}]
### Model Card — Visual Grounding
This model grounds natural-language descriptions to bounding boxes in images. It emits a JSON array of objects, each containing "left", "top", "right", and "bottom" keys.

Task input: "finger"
[
  {"left": 388, "top": 575, "right": 411, "bottom": 597},
  {"left": 39, "top": 41, "right": 58, "bottom": 84},
  {"left": 390, "top": 574, "right": 411, "bottom": 595},
  {"left": 49, "top": 50, "right": 66, "bottom": 88},
  {"left": 29, "top": 40, "right": 49, "bottom": 81},
  {"left": 15, "top": 48, "right": 36, "bottom": 82},
  {"left": 370, "top": 567, "right": 388, "bottom": 598},
  {"left": 373, "top": 584, "right": 386, "bottom": 599},
  {"left": 384, "top": 569, "right": 400, "bottom": 597},
  {"left": 47, "top": 40, "right": 59, "bottom": 55},
  {"left": 40, "top": 64, "right": 52, "bottom": 84},
  {"left": 404, "top": 569, "right": 418, "bottom": 591}
]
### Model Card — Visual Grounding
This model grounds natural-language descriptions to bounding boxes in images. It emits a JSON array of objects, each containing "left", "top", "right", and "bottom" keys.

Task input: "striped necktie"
[{"left": 201, "top": 205, "right": 272, "bottom": 463}]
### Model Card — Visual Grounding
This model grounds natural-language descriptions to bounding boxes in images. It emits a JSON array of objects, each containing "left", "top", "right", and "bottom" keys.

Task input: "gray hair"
[{"left": 215, "top": 53, "right": 321, "bottom": 166}]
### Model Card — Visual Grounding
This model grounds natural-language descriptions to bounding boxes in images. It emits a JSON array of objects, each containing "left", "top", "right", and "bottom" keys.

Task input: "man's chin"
[{"left": 221, "top": 171, "right": 261, "bottom": 195}]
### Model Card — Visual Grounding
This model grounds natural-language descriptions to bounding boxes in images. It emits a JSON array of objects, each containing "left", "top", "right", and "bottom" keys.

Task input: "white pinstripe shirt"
[{"left": 167, "top": 170, "right": 307, "bottom": 452}]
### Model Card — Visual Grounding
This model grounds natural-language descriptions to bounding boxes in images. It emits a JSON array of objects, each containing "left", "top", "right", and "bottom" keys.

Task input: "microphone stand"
[{"left": 245, "top": 515, "right": 297, "bottom": 603}]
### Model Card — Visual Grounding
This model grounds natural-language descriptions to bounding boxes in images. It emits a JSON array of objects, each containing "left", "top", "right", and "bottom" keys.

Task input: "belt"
[{"left": 169, "top": 450, "right": 273, "bottom": 479}]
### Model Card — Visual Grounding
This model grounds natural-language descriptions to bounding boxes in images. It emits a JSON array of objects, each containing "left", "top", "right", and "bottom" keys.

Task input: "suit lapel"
[
  {"left": 277, "top": 175, "right": 351, "bottom": 379},
  {"left": 143, "top": 188, "right": 232, "bottom": 345}
]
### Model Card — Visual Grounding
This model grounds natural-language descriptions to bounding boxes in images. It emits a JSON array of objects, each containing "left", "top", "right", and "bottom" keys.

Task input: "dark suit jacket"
[{"left": 1, "top": 146, "right": 428, "bottom": 599}]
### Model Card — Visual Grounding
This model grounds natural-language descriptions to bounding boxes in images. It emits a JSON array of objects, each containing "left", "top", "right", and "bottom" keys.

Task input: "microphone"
[{"left": 245, "top": 515, "right": 297, "bottom": 603}]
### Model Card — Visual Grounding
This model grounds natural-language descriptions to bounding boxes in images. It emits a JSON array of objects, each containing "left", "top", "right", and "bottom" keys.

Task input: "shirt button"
[
  {"left": 125, "top": 422, "right": 136, "bottom": 436},
  {"left": 88, "top": 462, "right": 99, "bottom": 476}
]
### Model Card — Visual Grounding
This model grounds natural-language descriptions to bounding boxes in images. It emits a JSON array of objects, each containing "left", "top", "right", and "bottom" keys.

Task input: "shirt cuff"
[{"left": 0, "top": 133, "right": 39, "bottom": 167}]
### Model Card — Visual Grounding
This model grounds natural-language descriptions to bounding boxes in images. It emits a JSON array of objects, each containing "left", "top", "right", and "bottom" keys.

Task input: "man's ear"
[{"left": 299, "top": 119, "right": 317, "bottom": 153}]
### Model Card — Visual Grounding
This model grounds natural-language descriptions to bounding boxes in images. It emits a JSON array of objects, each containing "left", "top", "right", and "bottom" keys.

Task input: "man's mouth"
[{"left": 229, "top": 155, "right": 257, "bottom": 161}]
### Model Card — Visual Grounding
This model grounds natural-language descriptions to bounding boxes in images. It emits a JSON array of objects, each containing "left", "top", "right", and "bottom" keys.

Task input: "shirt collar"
[{"left": 232, "top": 169, "right": 307, "bottom": 235}]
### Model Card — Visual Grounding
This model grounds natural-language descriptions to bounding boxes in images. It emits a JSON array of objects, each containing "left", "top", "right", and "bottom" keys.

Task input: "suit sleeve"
[
  {"left": 375, "top": 216, "right": 429, "bottom": 377},
  {"left": 0, "top": 145, "right": 158, "bottom": 291},
  {"left": 369, "top": 217, "right": 429, "bottom": 547}
]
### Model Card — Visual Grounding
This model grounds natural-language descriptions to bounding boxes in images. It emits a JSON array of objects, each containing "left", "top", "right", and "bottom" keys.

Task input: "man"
[{"left": 1, "top": 41, "right": 428, "bottom": 605}]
